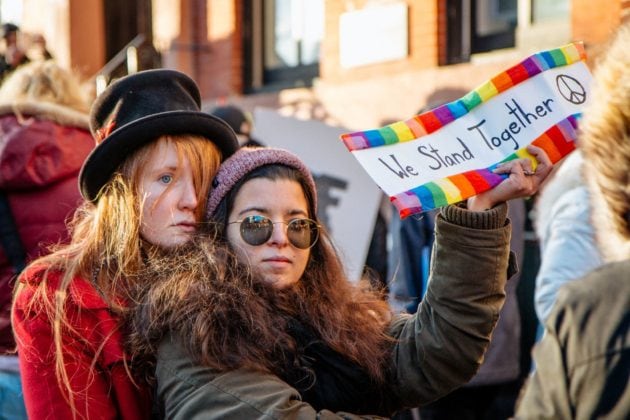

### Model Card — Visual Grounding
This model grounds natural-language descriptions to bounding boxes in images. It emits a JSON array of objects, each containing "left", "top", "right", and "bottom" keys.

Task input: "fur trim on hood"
[
  {"left": 581, "top": 24, "right": 630, "bottom": 262},
  {"left": 0, "top": 100, "right": 89, "bottom": 129}
]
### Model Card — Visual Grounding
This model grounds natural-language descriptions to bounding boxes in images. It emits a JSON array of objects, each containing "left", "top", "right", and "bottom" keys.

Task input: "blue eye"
[{"left": 160, "top": 174, "right": 173, "bottom": 184}]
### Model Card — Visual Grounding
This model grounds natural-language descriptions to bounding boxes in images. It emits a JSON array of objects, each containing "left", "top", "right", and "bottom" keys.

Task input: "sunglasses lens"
[
  {"left": 240, "top": 216, "right": 273, "bottom": 246},
  {"left": 287, "top": 219, "right": 319, "bottom": 249}
]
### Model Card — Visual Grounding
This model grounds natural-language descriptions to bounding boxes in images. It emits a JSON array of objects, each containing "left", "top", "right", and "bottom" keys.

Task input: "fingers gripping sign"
[{"left": 468, "top": 145, "right": 553, "bottom": 211}]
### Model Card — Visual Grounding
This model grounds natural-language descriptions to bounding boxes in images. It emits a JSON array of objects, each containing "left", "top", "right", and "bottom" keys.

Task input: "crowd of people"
[{"left": 0, "top": 17, "right": 628, "bottom": 420}]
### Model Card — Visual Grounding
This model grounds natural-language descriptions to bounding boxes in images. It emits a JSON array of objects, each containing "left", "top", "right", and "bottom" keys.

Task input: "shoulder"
[
  {"left": 156, "top": 333, "right": 308, "bottom": 419},
  {"left": 16, "top": 265, "right": 108, "bottom": 311},
  {"left": 0, "top": 102, "right": 89, "bottom": 129},
  {"left": 556, "top": 260, "right": 630, "bottom": 308},
  {"left": 548, "top": 260, "right": 630, "bottom": 352},
  {"left": 0, "top": 115, "right": 92, "bottom": 188}
]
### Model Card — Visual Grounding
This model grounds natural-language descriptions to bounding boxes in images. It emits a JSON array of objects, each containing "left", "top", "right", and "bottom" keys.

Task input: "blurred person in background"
[
  {"left": 0, "top": 60, "right": 94, "bottom": 418},
  {"left": 0, "top": 23, "right": 29, "bottom": 82},
  {"left": 27, "top": 33, "right": 54, "bottom": 62},
  {"left": 210, "top": 104, "right": 264, "bottom": 147},
  {"left": 515, "top": 22, "right": 630, "bottom": 419}
]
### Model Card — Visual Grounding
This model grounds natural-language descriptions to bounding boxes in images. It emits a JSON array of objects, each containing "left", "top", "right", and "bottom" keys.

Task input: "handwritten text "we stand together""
[{"left": 379, "top": 97, "right": 556, "bottom": 179}]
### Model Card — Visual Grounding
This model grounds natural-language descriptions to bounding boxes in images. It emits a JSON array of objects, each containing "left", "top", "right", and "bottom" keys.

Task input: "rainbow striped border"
[
  {"left": 341, "top": 42, "right": 586, "bottom": 152},
  {"left": 390, "top": 114, "right": 580, "bottom": 218}
]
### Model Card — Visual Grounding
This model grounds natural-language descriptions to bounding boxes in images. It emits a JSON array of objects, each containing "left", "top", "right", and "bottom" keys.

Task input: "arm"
[
  {"left": 157, "top": 332, "right": 374, "bottom": 420},
  {"left": 388, "top": 147, "right": 553, "bottom": 406},
  {"left": 12, "top": 275, "right": 126, "bottom": 420},
  {"left": 389, "top": 202, "right": 512, "bottom": 406},
  {"left": 13, "top": 268, "right": 150, "bottom": 419}
]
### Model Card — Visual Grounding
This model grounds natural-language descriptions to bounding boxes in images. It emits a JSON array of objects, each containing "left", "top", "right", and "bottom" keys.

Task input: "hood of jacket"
[
  {"left": 0, "top": 100, "right": 93, "bottom": 191},
  {"left": 580, "top": 29, "right": 630, "bottom": 263},
  {"left": 534, "top": 150, "right": 587, "bottom": 238}
]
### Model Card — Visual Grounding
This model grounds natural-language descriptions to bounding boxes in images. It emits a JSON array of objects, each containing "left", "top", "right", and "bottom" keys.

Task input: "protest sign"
[
  {"left": 341, "top": 42, "right": 592, "bottom": 218},
  {"left": 253, "top": 108, "right": 382, "bottom": 280}
]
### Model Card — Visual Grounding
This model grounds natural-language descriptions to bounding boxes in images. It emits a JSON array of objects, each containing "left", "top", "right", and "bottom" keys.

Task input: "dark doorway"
[{"left": 102, "top": 0, "right": 158, "bottom": 78}]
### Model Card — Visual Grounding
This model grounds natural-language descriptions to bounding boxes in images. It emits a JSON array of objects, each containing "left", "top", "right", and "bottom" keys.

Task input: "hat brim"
[{"left": 79, "top": 111, "right": 239, "bottom": 201}]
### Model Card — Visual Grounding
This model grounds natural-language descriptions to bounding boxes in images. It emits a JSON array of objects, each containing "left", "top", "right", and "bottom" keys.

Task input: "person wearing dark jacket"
[
  {"left": 209, "top": 104, "right": 264, "bottom": 147},
  {"left": 0, "top": 60, "right": 93, "bottom": 418},
  {"left": 515, "top": 22, "right": 630, "bottom": 419},
  {"left": 0, "top": 23, "right": 29, "bottom": 82},
  {"left": 129, "top": 143, "right": 553, "bottom": 418}
]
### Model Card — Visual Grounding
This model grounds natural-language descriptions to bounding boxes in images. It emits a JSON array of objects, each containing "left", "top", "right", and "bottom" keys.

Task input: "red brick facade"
[{"left": 17, "top": 0, "right": 629, "bottom": 129}]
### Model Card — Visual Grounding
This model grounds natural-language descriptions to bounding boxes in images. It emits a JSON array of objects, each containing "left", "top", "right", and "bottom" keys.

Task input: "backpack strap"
[{"left": 0, "top": 192, "right": 26, "bottom": 274}]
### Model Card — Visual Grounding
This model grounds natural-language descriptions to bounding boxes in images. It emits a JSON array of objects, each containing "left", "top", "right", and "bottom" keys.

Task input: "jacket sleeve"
[
  {"left": 388, "top": 203, "right": 512, "bottom": 407},
  {"left": 12, "top": 280, "right": 121, "bottom": 420},
  {"left": 157, "top": 332, "right": 378, "bottom": 420}
]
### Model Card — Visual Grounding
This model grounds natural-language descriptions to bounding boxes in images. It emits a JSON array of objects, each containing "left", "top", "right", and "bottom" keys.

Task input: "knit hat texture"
[{"left": 206, "top": 147, "right": 317, "bottom": 220}]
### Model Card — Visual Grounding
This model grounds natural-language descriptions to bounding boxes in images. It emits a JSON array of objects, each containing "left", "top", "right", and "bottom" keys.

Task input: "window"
[
  {"left": 472, "top": 0, "right": 518, "bottom": 53},
  {"left": 445, "top": 0, "right": 570, "bottom": 65},
  {"left": 243, "top": 0, "right": 324, "bottom": 92}
]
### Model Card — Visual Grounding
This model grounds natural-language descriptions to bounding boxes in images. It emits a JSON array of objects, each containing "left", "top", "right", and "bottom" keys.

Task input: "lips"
[
  {"left": 175, "top": 222, "right": 197, "bottom": 232},
  {"left": 263, "top": 256, "right": 291, "bottom": 263}
]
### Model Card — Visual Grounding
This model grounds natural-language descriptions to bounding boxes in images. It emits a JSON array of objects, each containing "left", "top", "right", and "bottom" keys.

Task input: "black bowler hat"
[{"left": 79, "top": 69, "right": 239, "bottom": 201}]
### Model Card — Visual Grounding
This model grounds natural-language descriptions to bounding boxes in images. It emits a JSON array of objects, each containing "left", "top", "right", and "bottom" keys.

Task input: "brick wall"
[
  {"left": 165, "top": 0, "right": 240, "bottom": 99},
  {"left": 199, "top": 0, "right": 241, "bottom": 99}
]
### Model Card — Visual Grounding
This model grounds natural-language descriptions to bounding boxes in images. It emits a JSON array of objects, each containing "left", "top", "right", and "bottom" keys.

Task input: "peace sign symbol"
[{"left": 556, "top": 74, "right": 586, "bottom": 104}]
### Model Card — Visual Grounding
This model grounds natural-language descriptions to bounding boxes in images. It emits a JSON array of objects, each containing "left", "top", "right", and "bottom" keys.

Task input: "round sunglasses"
[{"left": 229, "top": 215, "right": 320, "bottom": 249}]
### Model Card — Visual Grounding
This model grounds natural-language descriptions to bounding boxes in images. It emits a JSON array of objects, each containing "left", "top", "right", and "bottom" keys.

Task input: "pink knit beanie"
[{"left": 206, "top": 147, "right": 317, "bottom": 220}]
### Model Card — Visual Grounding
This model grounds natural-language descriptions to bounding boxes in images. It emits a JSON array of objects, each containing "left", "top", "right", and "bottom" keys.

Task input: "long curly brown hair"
[{"left": 127, "top": 164, "right": 394, "bottom": 385}]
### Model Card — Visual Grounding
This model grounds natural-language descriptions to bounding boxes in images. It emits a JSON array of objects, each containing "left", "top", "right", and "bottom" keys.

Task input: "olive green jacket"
[
  {"left": 156, "top": 203, "right": 513, "bottom": 419},
  {"left": 515, "top": 259, "right": 630, "bottom": 419}
]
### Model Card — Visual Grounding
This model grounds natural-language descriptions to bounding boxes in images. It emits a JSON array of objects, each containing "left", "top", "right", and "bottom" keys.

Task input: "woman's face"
[
  {"left": 227, "top": 178, "right": 311, "bottom": 288},
  {"left": 138, "top": 140, "right": 199, "bottom": 248}
]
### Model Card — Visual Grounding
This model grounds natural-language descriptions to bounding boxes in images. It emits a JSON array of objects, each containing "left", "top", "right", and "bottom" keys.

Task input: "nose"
[
  {"left": 267, "top": 222, "right": 289, "bottom": 247},
  {"left": 179, "top": 179, "right": 198, "bottom": 211}
]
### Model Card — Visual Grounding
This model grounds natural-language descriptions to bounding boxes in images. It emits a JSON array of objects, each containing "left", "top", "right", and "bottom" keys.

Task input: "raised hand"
[{"left": 467, "top": 144, "right": 553, "bottom": 211}]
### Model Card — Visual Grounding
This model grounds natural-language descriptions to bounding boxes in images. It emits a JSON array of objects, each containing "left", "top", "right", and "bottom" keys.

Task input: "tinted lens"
[
  {"left": 287, "top": 218, "right": 319, "bottom": 249},
  {"left": 239, "top": 215, "right": 273, "bottom": 246}
]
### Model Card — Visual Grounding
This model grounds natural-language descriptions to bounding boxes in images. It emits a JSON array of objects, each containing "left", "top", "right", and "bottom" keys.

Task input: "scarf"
[{"left": 280, "top": 319, "right": 399, "bottom": 416}]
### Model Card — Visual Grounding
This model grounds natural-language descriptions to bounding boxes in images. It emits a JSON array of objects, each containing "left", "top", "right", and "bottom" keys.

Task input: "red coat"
[
  {"left": 13, "top": 266, "right": 152, "bottom": 419},
  {"left": 0, "top": 102, "right": 94, "bottom": 353}
]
